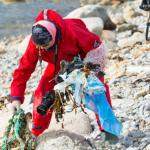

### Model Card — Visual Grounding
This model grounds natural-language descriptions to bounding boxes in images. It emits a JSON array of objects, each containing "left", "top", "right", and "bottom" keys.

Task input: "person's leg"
[
  {"left": 32, "top": 64, "right": 55, "bottom": 136},
  {"left": 95, "top": 77, "right": 112, "bottom": 131}
]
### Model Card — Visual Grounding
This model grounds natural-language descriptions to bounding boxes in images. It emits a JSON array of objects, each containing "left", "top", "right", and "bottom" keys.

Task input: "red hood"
[{"left": 35, "top": 9, "right": 66, "bottom": 39}]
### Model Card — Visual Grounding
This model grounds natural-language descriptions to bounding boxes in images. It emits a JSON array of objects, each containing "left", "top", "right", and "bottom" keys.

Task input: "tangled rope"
[{"left": 1, "top": 109, "right": 35, "bottom": 150}]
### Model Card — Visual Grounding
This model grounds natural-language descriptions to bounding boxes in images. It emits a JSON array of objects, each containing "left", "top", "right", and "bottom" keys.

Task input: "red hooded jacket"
[{"left": 11, "top": 9, "right": 101, "bottom": 103}]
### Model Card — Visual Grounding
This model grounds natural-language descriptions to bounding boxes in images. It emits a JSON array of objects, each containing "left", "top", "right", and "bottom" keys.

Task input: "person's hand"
[
  {"left": 12, "top": 100, "right": 21, "bottom": 110},
  {"left": 9, "top": 100, "right": 21, "bottom": 113}
]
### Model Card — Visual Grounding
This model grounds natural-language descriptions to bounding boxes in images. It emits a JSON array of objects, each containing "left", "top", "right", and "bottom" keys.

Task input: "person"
[{"left": 10, "top": 9, "right": 112, "bottom": 137}]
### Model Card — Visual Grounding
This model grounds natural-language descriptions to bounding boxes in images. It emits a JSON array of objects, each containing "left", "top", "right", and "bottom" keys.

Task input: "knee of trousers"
[
  {"left": 32, "top": 110, "right": 53, "bottom": 136},
  {"left": 104, "top": 83, "right": 112, "bottom": 107}
]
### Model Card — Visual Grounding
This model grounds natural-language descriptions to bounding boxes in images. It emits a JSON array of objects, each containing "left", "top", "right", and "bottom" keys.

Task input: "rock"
[
  {"left": 134, "top": 86, "right": 150, "bottom": 99},
  {"left": 139, "top": 142, "right": 149, "bottom": 150},
  {"left": 0, "top": 48, "right": 6, "bottom": 54},
  {"left": 122, "top": 136, "right": 133, "bottom": 147},
  {"left": 117, "top": 32, "right": 145, "bottom": 48},
  {"left": 80, "top": 0, "right": 124, "bottom": 6},
  {"left": 80, "top": 0, "right": 102, "bottom": 6},
  {"left": 126, "top": 65, "right": 150, "bottom": 75},
  {"left": 103, "top": 40, "right": 118, "bottom": 50},
  {"left": 36, "top": 130, "right": 92, "bottom": 150},
  {"left": 117, "top": 30, "right": 132, "bottom": 40},
  {"left": 126, "top": 147, "right": 139, "bottom": 150},
  {"left": 108, "top": 62, "right": 126, "bottom": 79},
  {"left": 18, "top": 35, "right": 31, "bottom": 55},
  {"left": 115, "top": 143, "right": 124, "bottom": 149},
  {"left": 49, "top": 110, "right": 92, "bottom": 135},
  {"left": 117, "top": 24, "right": 138, "bottom": 33},
  {"left": 101, "top": 30, "right": 118, "bottom": 50},
  {"left": 109, "top": 12, "right": 125, "bottom": 25},
  {"left": 54, "top": 0, "right": 80, "bottom": 5},
  {"left": 144, "top": 144, "right": 150, "bottom": 150},
  {"left": 141, "top": 137, "right": 150, "bottom": 144},
  {"left": 65, "top": 4, "right": 116, "bottom": 30},
  {"left": 81, "top": 17, "right": 104, "bottom": 37},
  {"left": 123, "top": 5, "right": 143, "bottom": 24},
  {"left": 139, "top": 100, "right": 150, "bottom": 123},
  {"left": 0, "top": 110, "right": 13, "bottom": 138},
  {"left": 139, "top": 137, "right": 150, "bottom": 150},
  {"left": 123, "top": 5, "right": 135, "bottom": 23},
  {"left": 122, "top": 121, "right": 139, "bottom": 136},
  {"left": 128, "top": 130, "right": 146, "bottom": 138},
  {"left": 144, "top": 94, "right": 150, "bottom": 100},
  {"left": 101, "top": 30, "right": 117, "bottom": 42},
  {"left": 37, "top": 134, "right": 77, "bottom": 150},
  {"left": 0, "top": 41, "right": 6, "bottom": 54}
]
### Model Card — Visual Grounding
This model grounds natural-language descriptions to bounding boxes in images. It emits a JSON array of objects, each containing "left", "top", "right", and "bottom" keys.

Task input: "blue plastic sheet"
[{"left": 83, "top": 74, "right": 122, "bottom": 136}]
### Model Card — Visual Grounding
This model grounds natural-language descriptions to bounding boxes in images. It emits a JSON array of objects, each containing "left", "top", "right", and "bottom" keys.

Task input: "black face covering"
[{"left": 32, "top": 25, "right": 52, "bottom": 46}]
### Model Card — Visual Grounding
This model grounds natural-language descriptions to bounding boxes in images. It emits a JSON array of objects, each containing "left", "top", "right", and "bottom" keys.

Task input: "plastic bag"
[{"left": 84, "top": 74, "right": 122, "bottom": 136}]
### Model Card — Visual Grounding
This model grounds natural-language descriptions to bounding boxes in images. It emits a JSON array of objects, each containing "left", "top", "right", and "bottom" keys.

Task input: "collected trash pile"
[{"left": 37, "top": 56, "right": 122, "bottom": 136}]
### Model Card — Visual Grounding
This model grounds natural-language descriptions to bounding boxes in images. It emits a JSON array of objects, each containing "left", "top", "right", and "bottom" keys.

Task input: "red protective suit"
[{"left": 11, "top": 9, "right": 112, "bottom": 136}]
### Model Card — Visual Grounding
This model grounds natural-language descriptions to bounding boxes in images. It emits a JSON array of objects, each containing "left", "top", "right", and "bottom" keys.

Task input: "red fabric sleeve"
[
  {"left": 73, "top": 19, "right": 102, "bottom": 55},
  {"left": 11, "top": 37, "right": 38, "bottom": 103}
]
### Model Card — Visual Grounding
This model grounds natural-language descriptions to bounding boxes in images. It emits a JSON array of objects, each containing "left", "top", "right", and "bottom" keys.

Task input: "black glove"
[{"left": 37, "top": 91, "right": 55, "bottom": 116}]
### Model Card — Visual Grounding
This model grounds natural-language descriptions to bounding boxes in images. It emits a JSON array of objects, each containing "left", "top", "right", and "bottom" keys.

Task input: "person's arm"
[
  {"left": 83, "top": 43, "right": 107, "bottom": 71},
  {"left": 73, "top": 19, "right": 106, "bottom": 71},
  {"left": 75, "top": 20, "right": 101, "bottom": 53},
  {"left": 10, "top": 36, "right": 38, "bottom": 106}
]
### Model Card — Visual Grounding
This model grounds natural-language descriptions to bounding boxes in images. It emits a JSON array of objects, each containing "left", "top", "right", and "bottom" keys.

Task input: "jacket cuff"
[{"left": 10, "top": 96, "right": 22, "bottom": 103}]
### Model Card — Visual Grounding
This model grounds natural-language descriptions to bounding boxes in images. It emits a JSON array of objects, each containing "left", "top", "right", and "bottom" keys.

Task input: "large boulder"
[
  {"left": 101, "top": 30, "right": 116, "bottom": 42},
  {"left": 49, "top": 110, "right": 92, "bottom": 135},
  {"left": 65, "top": 4, "right": 116, "bottom": 30},
  {"left": 101, "top": 30, "right": 118, "bottom": 50},
  {"left": 109, "top": 12, "right": 125, "bottom": 25},
  {"left": 81, "top": 17, "right": 104, "bottom": 37},
  {"left": 36, "top": 130, "right": 93, "bottom": 150}
]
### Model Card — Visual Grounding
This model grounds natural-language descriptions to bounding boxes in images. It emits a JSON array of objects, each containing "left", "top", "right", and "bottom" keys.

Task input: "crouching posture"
[{"left": 10, "top": 9, "right": 112, "bottom": 137}]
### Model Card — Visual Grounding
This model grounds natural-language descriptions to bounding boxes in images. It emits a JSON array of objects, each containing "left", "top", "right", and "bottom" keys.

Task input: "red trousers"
[
  {"left": 95, "top": 77, "right": 112, "bottom": 131},
  {"left": 31, "top": 64, "right": 112, "bottom": 136}
]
